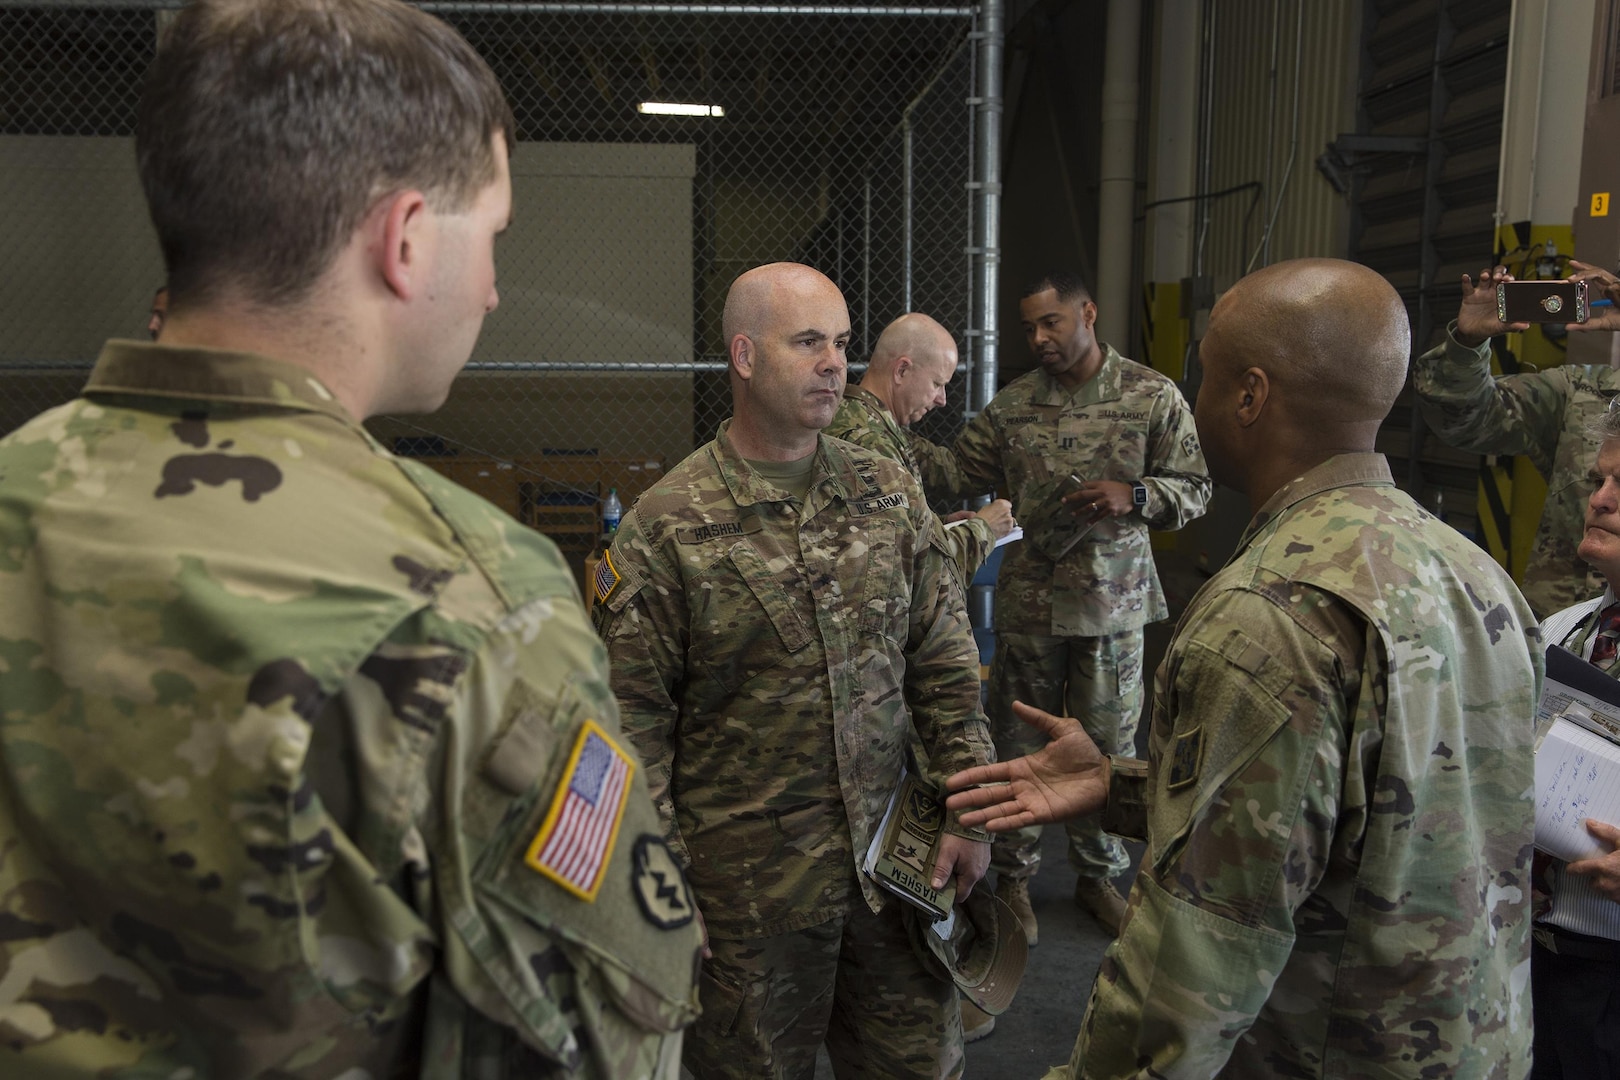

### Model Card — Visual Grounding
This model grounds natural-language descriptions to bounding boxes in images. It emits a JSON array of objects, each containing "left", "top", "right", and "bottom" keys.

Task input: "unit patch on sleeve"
[
  {"left": 1167, "top": 725, "right": 1204, "bottom": 792},
  {"left": 593, "top": 549, "right": 622, "bottom": 605},
  {"left": 525, "top": 719, "right": 636, "bottom": 901},
  {"left": 630, "top": 834, "right": 695, "bottom": 929}
]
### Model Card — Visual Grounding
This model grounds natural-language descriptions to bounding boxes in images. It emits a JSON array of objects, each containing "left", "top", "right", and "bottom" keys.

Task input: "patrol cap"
[{"left": 912, "top": 888, "right": 1029, "bottom": 1015}]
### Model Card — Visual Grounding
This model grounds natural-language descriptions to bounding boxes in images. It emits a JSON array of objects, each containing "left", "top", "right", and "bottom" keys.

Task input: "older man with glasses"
[{"left": 1533, "top": 390, "right": 1620, "bottom": 1079}]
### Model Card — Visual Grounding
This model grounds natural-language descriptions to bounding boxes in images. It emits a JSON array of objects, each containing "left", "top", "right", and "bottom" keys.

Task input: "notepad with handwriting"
[{"left": 1536, "top": 715, "right": 1620, "bottom": 861}]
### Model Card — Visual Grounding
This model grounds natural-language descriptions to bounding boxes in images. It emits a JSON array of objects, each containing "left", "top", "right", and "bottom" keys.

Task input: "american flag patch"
[
  {"left": 593, "top": 550, "right": 621, "bottom": 605},
  {"left": 524, "top": 720, "right": 636, "bottom": 901}
]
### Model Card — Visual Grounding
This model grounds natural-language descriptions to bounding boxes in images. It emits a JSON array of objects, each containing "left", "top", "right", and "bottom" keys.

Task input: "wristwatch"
[{"left": 1131, "top": 481, "right": 1148, "bottom": 508}]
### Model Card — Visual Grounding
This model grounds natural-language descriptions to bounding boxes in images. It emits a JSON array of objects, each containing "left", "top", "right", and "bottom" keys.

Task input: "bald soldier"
[
  {"left": 946, "top": 258, "right": 1541, "bottom": 1077},
  {"left": 825, "top": 312, "right": 1014, "bottom": 585},
  {"left": 594, "top": 263, "right": 994, "bottom": 1078}
]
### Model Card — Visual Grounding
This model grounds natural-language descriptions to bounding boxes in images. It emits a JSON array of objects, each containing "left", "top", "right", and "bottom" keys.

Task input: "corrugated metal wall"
[
  {"left": 1351, "top": 0, "right": 1510, "bottom": 352},
  {"left": 1350, "top": 0, "right": 1510, "bottom": 531},
  {"left": 1199, "top": 0, "right": 1361, "bottom": 287}
]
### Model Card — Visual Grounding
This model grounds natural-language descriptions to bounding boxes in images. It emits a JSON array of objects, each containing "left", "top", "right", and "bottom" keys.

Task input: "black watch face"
[{"left": 1133, "top": 485, "right": 1147, "bottom": 506}]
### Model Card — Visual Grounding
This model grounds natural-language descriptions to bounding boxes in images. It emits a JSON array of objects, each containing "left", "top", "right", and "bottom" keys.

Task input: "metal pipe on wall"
[
  {"left": 1191, "top": 0, "right": 1217, "bottom": 279},
  {"left": 969, "top": 0, "right": 1004, "bottom": 415},
  {"left": 1248, "top": 0, "right": 1303, "bottom": 272},
  {"left": 895, "top": 36, "right": 969, "bottom": 318},
  {"left": 903, "top": 119, "right": 915, "bottom": 312},
  {"left": 863, "top": 179, "right": 872, "bottom": 349},
  {"left": 1095, "top": 0, "right": 1142, "bottom": 345}
]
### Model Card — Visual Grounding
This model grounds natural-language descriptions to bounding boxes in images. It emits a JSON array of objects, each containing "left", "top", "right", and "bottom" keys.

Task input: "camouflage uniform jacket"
[
  {"left": 592, "top": 421, "right": 993, "bottom": 938},
  {"left": 1074, "top": 453, "right": 1540, "bottom": 1079},
  {"left": 907, "top": 344, "right": 1209, "bottom": 637},
  {"left": 824, "top": 383, "right": 996, "bottom": 586},
  {"left": 1412, "top": 321, "right": 1614, "bottom": 617},
  {"left": 0, "top": 342, "right": 702, "bottom": 1079}
]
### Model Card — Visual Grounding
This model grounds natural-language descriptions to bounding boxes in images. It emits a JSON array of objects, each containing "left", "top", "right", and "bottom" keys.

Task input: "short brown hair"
[{"left": 137, "top": 0, "right": 516, "bottom": 307}]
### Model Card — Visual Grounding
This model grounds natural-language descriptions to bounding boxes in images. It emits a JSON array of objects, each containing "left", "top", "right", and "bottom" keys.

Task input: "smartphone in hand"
[{"left": 1497, "top": 280, "right": 1590, "bottom": 324}]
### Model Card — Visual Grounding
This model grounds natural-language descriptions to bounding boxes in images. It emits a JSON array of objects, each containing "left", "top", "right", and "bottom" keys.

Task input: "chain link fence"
[{"left": 1, "top": 1, "right": 985, "bottom": 569}]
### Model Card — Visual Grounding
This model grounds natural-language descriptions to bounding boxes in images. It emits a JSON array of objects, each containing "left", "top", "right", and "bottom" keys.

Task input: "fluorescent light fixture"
[{"left": 638, "top": 101, "right": 725, "bottom": 118}]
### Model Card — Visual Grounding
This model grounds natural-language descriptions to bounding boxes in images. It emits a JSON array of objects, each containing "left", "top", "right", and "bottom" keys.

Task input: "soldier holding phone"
[{"left": 1413, "top": 262, "right": 1620, "bottom": 617}]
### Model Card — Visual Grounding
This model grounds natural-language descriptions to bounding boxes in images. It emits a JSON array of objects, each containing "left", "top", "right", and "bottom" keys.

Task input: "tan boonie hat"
[{"left": 910, "top": 888, "right": 1029, "bottom": 1015}]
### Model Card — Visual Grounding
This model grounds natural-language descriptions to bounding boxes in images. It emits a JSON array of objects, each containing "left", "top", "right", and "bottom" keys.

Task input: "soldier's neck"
[
  {"left": 856, "top": 375, "right": 895, "bottom": 416},
  {"left": 728, "top": 416, "right": 819, "bottom": 463}
]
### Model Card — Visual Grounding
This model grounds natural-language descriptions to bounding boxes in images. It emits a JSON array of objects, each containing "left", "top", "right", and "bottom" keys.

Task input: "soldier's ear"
[
  {"left": 375, "top": 188, "right": 430, "bottom": 301},
  {"left": 730, "top": 334, "right": 754, "bottom": 380},
  {"left": 1236, "top": 368, "right": 1268, "bottom": 426},
  {"left": 894, "top": 356, "right": 913, "bottom": 383}
]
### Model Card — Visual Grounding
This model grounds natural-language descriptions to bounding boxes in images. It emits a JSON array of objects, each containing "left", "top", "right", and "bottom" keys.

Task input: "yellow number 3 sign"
[{"left": 1594, "top": 192, "right": 1611, "bottom": 217}]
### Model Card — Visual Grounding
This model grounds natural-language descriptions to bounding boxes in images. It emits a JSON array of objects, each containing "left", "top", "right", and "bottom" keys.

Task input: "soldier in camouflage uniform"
[
  {"left": 947, "top": 258, "right": 1541, "bottom": 1078},
  {"left": 593, "top": 263, "right": 995, "bottom": 1079},
  {"left": 0, "top": 3, "right": 701, "bottom": 1076},
  {"left": 907, "top": 273, "right": 1209, "bottom": 940},
  {"left": 824, "top": 311, "right": 1014, "bottom": 587},
  {"left": 1412, "top": 264, "right": 1617, "bottom": 617}
]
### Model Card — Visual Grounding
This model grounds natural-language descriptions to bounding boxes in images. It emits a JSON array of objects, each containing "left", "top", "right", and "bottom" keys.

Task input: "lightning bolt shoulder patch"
[{"left": 630, "top": 834, "right": 695, "bottom": 929}]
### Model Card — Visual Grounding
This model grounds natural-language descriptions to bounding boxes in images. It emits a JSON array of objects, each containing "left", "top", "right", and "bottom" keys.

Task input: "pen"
[{"left": 1595, "top": 299, "right": 1614, "bottom": 309}]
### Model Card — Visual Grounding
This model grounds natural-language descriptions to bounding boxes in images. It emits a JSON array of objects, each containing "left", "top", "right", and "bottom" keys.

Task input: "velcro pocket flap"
[
  {"left": 470, "top": 675, "right": 702, "bottom": 1037},
  {"left": 1149, "top": 627, "right": 1292, "bottom": 854}
]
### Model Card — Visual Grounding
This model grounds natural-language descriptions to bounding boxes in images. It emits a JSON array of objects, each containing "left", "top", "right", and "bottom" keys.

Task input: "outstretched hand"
[{"left": 943, "top": 701, "right": 1109, "bottom": 831}]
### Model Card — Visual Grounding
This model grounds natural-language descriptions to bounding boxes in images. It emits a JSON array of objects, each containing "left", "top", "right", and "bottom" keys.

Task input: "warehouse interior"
[{"left": 1, "top": 0, "right": 1613, "bottom": 1073}]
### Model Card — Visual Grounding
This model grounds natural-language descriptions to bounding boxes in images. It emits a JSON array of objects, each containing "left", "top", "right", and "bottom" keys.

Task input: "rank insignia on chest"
[
  {"left": 1167, "top": 726, "right": 1203, "bottom": 791},
  {"left": 525, "top": 720, "right": 636, "bottom": 901},
  {"left": 593, "top": 549, "right": 621, "bottom": 605}
]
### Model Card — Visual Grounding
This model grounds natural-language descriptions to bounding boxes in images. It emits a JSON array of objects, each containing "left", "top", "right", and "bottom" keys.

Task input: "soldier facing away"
[
  {"left": 946, "top": 258, "right": 1542, "bottom": 1078},
  {"left": 593, "top": 262, "right": 995, "bottom": 1079},
  {"left": 0, "top": 1, "right": 701, "bottom": 1076}
]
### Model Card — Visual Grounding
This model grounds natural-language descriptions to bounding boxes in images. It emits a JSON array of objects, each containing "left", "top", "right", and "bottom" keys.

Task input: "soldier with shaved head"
[
  {"left": 594, "top": 262, "right": 995, "bottom": 1078},
  {"left": 825, "top": 311, "right": 1015, "bottom": 586},
  {"left": 945, "top": 258, "right": 1542, "bottom": 1078}
]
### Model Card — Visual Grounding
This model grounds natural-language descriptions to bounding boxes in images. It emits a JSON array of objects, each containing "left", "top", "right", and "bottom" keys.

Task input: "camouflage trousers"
[
  {"left": 986, "top": 630, "right": 1144, "bottom": 881},
  {"left": 684, "top": 899, "right": 962, "bottom": 1079}
]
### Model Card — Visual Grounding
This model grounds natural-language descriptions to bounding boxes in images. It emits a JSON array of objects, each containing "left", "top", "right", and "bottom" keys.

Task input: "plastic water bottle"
[{"left": 602, "top": 487, "right": 622, "bottom": 536}]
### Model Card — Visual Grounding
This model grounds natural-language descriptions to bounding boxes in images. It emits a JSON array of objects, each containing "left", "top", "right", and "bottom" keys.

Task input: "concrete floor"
[{"left": 959, "top": 831, "right": 1143, "bottom": 1077}]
